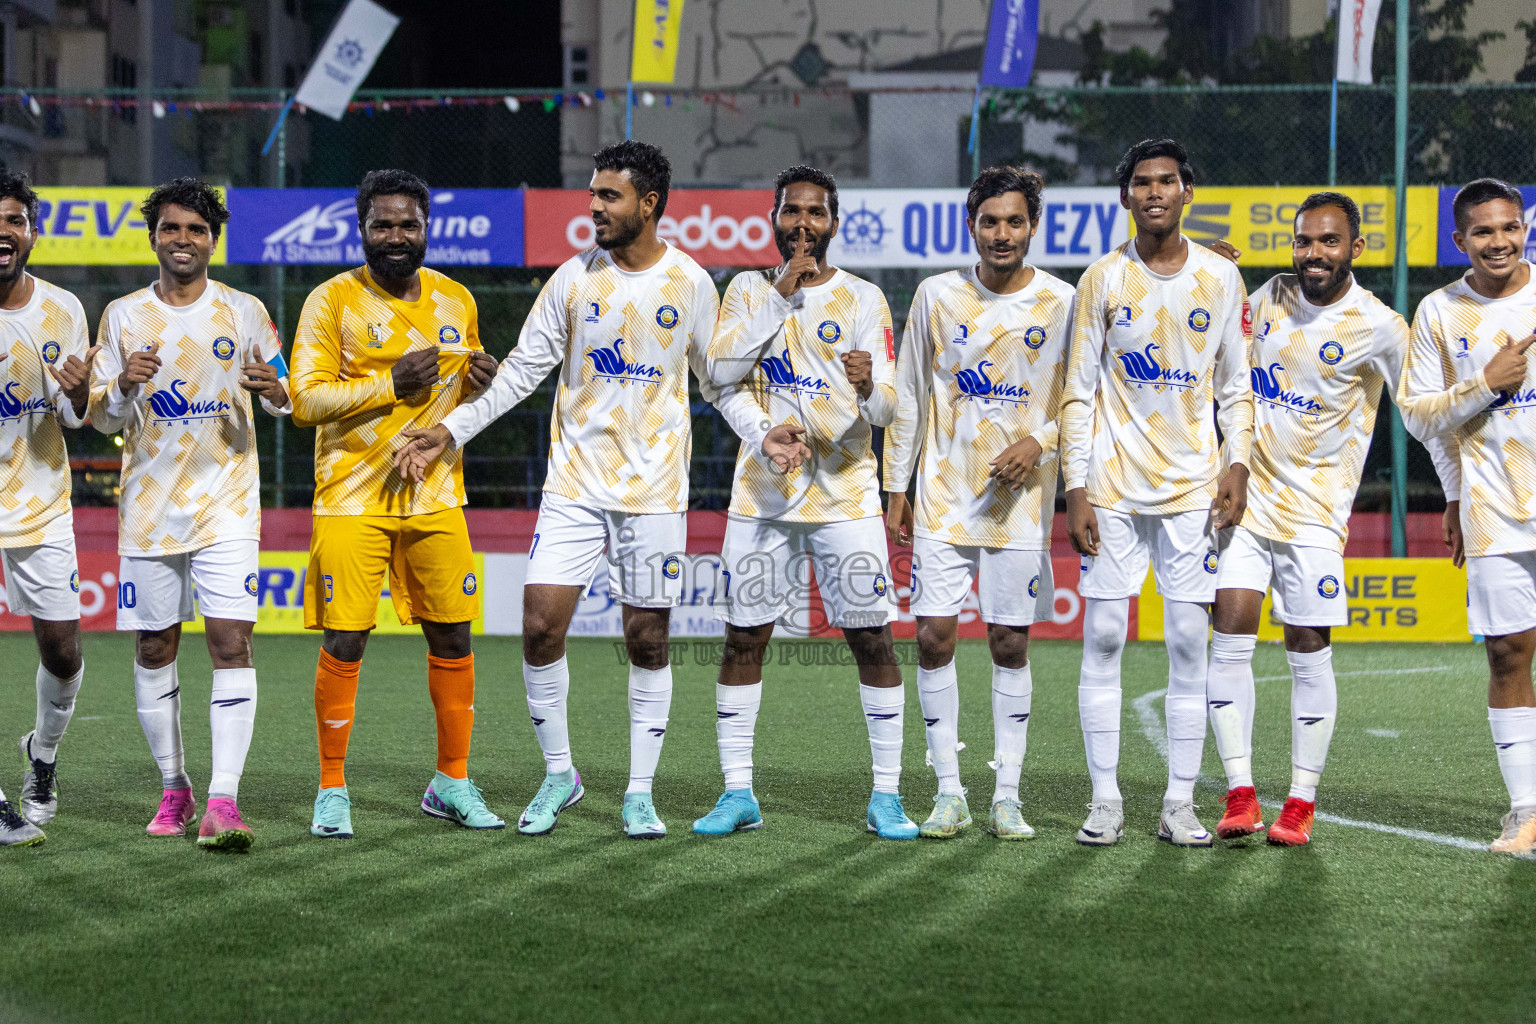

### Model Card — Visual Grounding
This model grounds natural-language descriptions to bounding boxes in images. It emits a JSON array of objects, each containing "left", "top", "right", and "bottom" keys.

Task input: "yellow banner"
[
  {"left": 1136, "top": 186, "right": 1438, "bottom": 267},
  {"left": 184, "top": 551, "right": 484, "bottom": 635},
  {"left": 32, "top": 187, "right": 227, "bottom": 266},
  {"left": 630, "top": 0, "right": 686, "bottom": 84},
  {"left": 1137, "top": 557, "right": 1468, "bottom": 643}
]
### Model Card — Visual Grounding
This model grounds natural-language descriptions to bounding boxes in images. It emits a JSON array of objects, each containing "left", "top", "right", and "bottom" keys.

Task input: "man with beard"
[
  {"left": 882, "top": 166, "right": 1073, "bottom": 840},
  {"left": 393, "top": 142, "right": 795, "bottom": 838},
  {"left": 0, "top": 171, "right": 94, "bottom": 847},
  {"left": 292, "top": 169, "right": 503, "bottom": 839},
  {"left": 692, "top": 164, "right": 917, "bottom": 840},
  {"left": 1206, "top": 192, "right": 1450, "bottom": 846},
  {"left": 1061, "top": 138, "right": 1253, "bottom": 848},
  {"left": 1395, "top": 178, "right": 1536, "bottom": 854},
  {"left": 91, "top": 178, "right": 291, "bottom": 850}
]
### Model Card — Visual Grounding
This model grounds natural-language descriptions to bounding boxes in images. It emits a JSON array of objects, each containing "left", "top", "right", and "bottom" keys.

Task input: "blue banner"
[
  {"left": 224, "top": 188, "right": 524, "bottom": 266},
  {"left": 980, "top": 0, "right": 1040, "bottom": 88},
  {"left": 1436, "top": 185, "right": 1536, "bottom": 266}
]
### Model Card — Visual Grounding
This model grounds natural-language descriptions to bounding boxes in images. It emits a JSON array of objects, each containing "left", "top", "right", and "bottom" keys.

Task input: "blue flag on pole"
[{"left": 980, "top": 0, "right": 1041, "bottom": 88}]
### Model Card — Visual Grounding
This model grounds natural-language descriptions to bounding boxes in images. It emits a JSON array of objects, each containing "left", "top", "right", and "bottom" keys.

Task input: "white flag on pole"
[
  {"left": 1334, "top": 0, "right": 1383, "bottom": 85},
  {"left": 294, "top": 0, "right": 401, "bottom": 120}
]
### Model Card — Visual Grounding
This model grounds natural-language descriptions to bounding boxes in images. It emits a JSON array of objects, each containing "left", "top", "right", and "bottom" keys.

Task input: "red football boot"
[{"left": 1216, "top": 786, "right": 1265, "bottom": 839}]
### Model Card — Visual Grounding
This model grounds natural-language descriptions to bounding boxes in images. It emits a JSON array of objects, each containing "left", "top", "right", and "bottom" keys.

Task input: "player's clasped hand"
[
  {"left": 117, "top": 341, "right": 161, "bottom": 393},
  {"left": 885, "top": 491, "right": 915, "bottom": 547},
  {"left": 393, "top": 424, "right": 452, "bottom": 483},
  {"left": 1443, "top": 499, "right": 1466, "bottom": 568},
  {"left": 46, "top": 343, "right": 100, "bottom": 408},
  {"left": 1483, "top": 334, "right": 1535, "bottom": 393},
  {"left": 240, "top": 361, "right": 288, "bottom": 405},
  {"left": 392, "top": 344, "right": 440, "bottom": 399},
  {"left": 464, "top": 351, "right": 498, "bottom": 396},
  {"left": 761, "top": 422, "right": 809, "bottom": 475},
  {"left": 1211, "top": 463, "right": 1250, "bottom": 531},
  {"left": 840, "top": 350, "right": 873, "bottom": 399},
  {"left": 773, "top": 231, "right": 818, "bottom": 300},
  {"left": 1065, "top": 488, "right": 1100, "bottom": 556},
  {"left": 988, "top": 435, "right": 1042, "bottom": 490}
]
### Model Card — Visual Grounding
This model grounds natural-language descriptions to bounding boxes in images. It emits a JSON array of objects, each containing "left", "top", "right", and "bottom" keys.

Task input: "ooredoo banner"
[{"left": 523, "top": 188, "right": 777, "bottom": 267}]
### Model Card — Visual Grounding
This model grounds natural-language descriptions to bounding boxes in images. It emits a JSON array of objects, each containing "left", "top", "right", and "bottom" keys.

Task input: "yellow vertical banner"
[{"left": 630, "top": 0, "right": 685, "bottom": 84}]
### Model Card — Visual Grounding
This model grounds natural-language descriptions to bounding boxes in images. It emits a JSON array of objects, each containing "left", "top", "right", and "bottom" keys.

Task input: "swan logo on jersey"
[
  {"left": 872, "top": 573, "right": 888, "bottom": 596},
  {"left": 662, "top": 555, "right": 681, "bottom": 580},
  {"left": 1028, "top": 575, "right": 1041, "bottom": 598},
  {"left": 1024, "top": 326, "right": 1047, "bottom": 349},
  {"left": 1115, "top": 343, "right": 1199, "bottom": 390},
  {"left": 365, "top": 323, "right": 386, "bottom": 348},
  {"left": 953, "top": 324, "right": 970, "bottom": 346},
  {"left": 69, "top": 570, "right": 79, "bottom": 594},
  {"left": 1319, "top": 340, "right": 1344, "bottom": 365},
  {"left": 244, "top": 572, "right": 259, "bottom": 596},
  {"left": 585, "top": 338, "right": 664, "bottom": 385},
  {"left": 761, "top": 345, "right": 831, "bottom": 397},
  {"left": 655, "top": 305, "right": 679, "bottom": 329},
  {"left": 147, "top": 380, "right": 232, "bottom": 423},
  {"left": 439, "top": 326, "right": 461, "bottom": 345},
  {"left": 1318, "top": 575, "right": 1340, "bottom": 598},
  {"left": 212, "top": 336, "right": 237, "bottom": 361},
  {"left": 1203, "top": 551, "right": 1219, "bottom": 574},
  {"left": 462, "top": 572, "right": 478, "bottom": 596},
  {"left": 1114, "top": 306, "right": 1134, "bottom": 326},
  {"left": 953, "top": 360, "right": 1030, "bottom": 406},
  {"left": 41, "top": 341, "right": 60, "bottom": 364},
  {"left": 1188, "top": 308, "right": 1211, "bottom": 332},
  {"left": 1251, "top": 362, "right": 1323, "bottom": 417},
  {"left": 0, "top": 382, "right": 52, "bottom": 421},
  {"left": 816, "top": 320, "right": 841, "bottom": 345},
  {"left": 1489, "top": 386, "right": 1536, "bottom": 413}
]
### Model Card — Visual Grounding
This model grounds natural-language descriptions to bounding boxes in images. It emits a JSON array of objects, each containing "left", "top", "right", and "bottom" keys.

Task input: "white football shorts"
[
  {"left": 715, "top": 514, "right": 896, "bottom": 630},
  {"left": 1467, "top": 550, "right": 1536, "bottom": 637},
  {"left": 0, "top": 512, "right": 80, "bottom": 622},
  {"left": 1215, "top": 525, "right": 1348, "bottom": 628},
  {"left": 117, "top": 537, "right": 259, "bottom": 631},
  {"left": 1078, "top": 506, "right": 1218, "bottom": 603},
  {"left": 909, "top": 537, "right": 1054, "bottom": 626},
  {"left": 525, "top": 493, "right": 686, "bottom": 608}
]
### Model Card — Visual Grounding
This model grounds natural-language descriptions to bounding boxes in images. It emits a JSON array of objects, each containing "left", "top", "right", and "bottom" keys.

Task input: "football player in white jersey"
[
  {"left": 395, "top": 141, "right": 800, "bottom": 839},
  {"left": 89, "top": 179, "right": 291, "bottom": 851},
  {"left": 693, "top": 165, "right": 917, "bottom": 841},
  {"left": 1395, "top": 178, "right": 1536, "bottom": 854},
  {"left": 1061, "top": 138, "right": 1254, "bottom": 847},
  {"left": 0, "top": 173, "right": 95, "bottom": 846},
  {"left": 884, "top": 166, "right": 1073, "bottom": 840}
]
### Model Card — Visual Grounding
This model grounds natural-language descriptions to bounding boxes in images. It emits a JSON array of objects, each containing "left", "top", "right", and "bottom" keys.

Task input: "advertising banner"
[
  {"left": 1176, "top": 186, "right": 1439, "bottom": 266},
  {"left": 522, "top": 188, "right": 777, "bottom": 267},
  {"left": 32, "top": 188, "right": 228, "bottom": 267},
  {"left": 630, "top": 0, "right": 687, "bottom": 84},
  {"left": 224, "top": 188, "right": 524, "bottom": 266},
  {"left": 1436, "top": 185, "right": 1536, "bottom": 267}
]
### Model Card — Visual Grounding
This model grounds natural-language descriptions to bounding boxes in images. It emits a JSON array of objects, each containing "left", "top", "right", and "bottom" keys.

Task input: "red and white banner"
[
  {"left": 524, "top": 189, "right": 778, "bottom": 268},
  {"left": 1335, "top": 0, "right": 1382, "bottom": 85}
]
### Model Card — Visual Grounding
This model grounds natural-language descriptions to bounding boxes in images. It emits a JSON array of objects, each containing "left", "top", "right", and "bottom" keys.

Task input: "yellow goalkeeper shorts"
[{"left": 305, "top": 508, "right": 480, "bottom": 630}]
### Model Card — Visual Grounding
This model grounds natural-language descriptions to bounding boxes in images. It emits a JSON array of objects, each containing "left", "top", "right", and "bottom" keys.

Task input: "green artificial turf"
[{"left": 0, "top": 634, "right": 1529, "bottom": 1023}]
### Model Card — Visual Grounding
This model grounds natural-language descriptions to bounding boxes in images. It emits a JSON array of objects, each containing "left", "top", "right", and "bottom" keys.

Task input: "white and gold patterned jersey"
[
  {"left": 90, "top": 280, "right": 289, "bottom": 557},
  {"left": 442, "top": 243, "right": 758, "bottom": 515},
  {"left": 707, "top": 268, "right": 897, "bottom": 524},
  {"left": 1244, "top": 275, "right": 1408, "bottom": 552},
  {"left": 1397, "top": 261, "right": 1536, "bottom": 558},
  {"left": 0, "top": 276, "right": 90, "bottom": 548},
  {"left": 1061, "top": 237, "right": 1254, "bottom": 515},
  {"left": 884, "top": 265, "right": 1073, "bottom": 550}
]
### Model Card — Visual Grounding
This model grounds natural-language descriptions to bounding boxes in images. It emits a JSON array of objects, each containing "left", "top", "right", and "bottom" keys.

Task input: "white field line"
[
  {"left": 1252, "top": 665, "right": 1456, "bottom": 683},
  {"left": 1130, "top": 685, "right": 1488, "bottom": 853}
]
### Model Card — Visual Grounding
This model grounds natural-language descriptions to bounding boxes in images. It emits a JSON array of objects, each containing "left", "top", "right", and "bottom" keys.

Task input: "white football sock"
[
  {"left": 917, "top": 660, "right": 961, "bottom": 796},
  {"left": 626, "top": 664, "right": 672, "bottom": 794},
  {"left": 861, "top": 682, "right": 905, "bottom": 795},
  {"left": 717, "top": 682, "right": 761, "bottom": 791},
  {"left": 991, "top": 662, "right": 1032, "bottom": 804},
  {"left": 1080, "top": 597, "right": 1129, "bottom": 804},
  {"left": 1488, "top": 706, "right": 1536, "bottom": 810},
  {"left": 1207, "top": 632, "right": 1257, "bottom": 789},
  {"left": 32, "top": 661, "right": 83, "bottom": 764},
  {"left": 1287, "top": 646, "right": 1338, "bottom": 801},
  {"left": 208, "top": 667, "right": 257, "bottom": 801},
  {"left": 134, "top": 661, "right": 189, "bottom": 790},
  {"left": 523, "top": 657, "right": 572, "bottom": 775},
  {"left": 1163, "top": 600, "right": 1210, "bottom": 803}
]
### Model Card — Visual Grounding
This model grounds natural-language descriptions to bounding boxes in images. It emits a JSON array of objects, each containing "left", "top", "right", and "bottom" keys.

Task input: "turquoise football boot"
[
  {"left": 311, "top": 786, "right": 354, "bottom": 839},
  {"left": 918, "top": 792, "right": 973, "bottom": 839},
  {"left": 517, "top": 767, "right": 583, "bottom": 835},
  {"left": 867, "top": 792, "right": 919, "bottom": 840},
  {"left": 691, "top": 788, "right": 763, "bottom": 835},
  {"left": 422, "top": 773, "right": 505, "bottom": 830},
  {"left": 622, "top": 792, "right": 667, "bottom": 839}
]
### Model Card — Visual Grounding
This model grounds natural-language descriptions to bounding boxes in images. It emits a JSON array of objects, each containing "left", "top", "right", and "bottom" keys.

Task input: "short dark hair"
[
  {"left": 1452, "top": 177, "right": 1525, "bottom": 231},
  {"left": 593, "top": 140, "right": 672, "bottom": 220},
  {"left": 773, "top": 164, "right": 838, "bottom": 222},
  {"left": 356, "top": 169, "right": 431, "bottom": 227},
  {"left": 141, "top": 177, "right": 230, "bottom": 241},
  {"left": 966, "top": 165, "right": 1044, "bottom": 225},
  {"left": 1296, "top": 190, "right": 1361, "bottom": 240},
  {"left": 1115, "top": 138, "right": 1195, "bottom": 193},
  {"left": 0, "top": 170, "right": 39, "bottom": 229}
]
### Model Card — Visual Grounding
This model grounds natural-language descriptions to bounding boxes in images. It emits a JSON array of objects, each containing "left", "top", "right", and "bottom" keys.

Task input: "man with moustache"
[
  {"left": 692, "top": 164, "right": 916, "bottom": 840},
  {"left": 883, "top": 165, "right": 1075, "bottom": 841},
  {"left": 1205, "top": 192, "right": 1455, "bottom": 847},
  {"left": 394, "top": 142, "right": 796, "bottom": 839},
  {"left": 1061, "top": 138, "right": 1254, "bottom": 848},
  {"left": 292, "top": 169, "right": 504, "bottom": 839},
  {"left": 1395, "top": 178, "right": 1536, "bottom": 854}
]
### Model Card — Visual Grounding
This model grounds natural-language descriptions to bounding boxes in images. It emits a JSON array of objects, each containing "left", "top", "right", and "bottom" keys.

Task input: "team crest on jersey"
[
  {"left": 662, "top": 555, "right": 681, "bottom": 580},
  {"left": 1188, "top": 308, "right": 1211, "bottom": 333},
  {"left": 244, "top": 572, "right": 259, "bottom": 597},
  {"left": 41, "top": 341, "right": 60, "bottom": 364},
  {"left": 147, "top": 380, "right": 232, "bottom": 424},
  {"left": 1114, "top": 306, "right": 1134, "bottom": 326},
  {"left": 1028, "top": 575, "right": 1041, "bottom": 598},
  {"left": 872, "top": 573, "right": 888, "bottom": 596},
  {"left": 816, "top": 320, "right": 841, "bottom": 345},
  {"left": 953, "top": 360, "right": 1030, "bottom": 407},
  {"left": 655, "top": 305, "right": 679, "bottom": 329},
  {"left": 69, "top": 570, "right": 79, "bottom": 594},
  {"left": 1318, "top": 341, "right": 1344, "bottom": 365},
  {"left": 1203, "top": 551, "right": 1219, "bottom": 574},
  {"left": 1251, "top": 363, "right": 1323, "bottom": 417},
  {"left": 462, "top": 572, "right": 478, "bottom": 596},
  {"left": 586, "top": 338, "right": 664, "bottom": 385},
  {"left": 1020, "top": 327, "right": 1046, "bottom": 350},
  {"left": 1318, "top": 575, "right": 1340, "bottom": 598},
  {"left": 439, "top": 326, "right": 461, "bottom": 345},
  {"left": 1116, "top": 343, "right": 1198, "bottom": 391},
  {"left": 212, "top": 336, "right": 237, "bottom": 361},
  {"left": 0, "top": 382, "right": 51, "bottom": 421},
  {"left": 762, "top": 346, "right": 831, "bottom": 398}
]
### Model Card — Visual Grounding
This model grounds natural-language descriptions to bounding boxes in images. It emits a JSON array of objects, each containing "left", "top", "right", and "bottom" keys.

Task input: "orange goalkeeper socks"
[
  {"left": 314, "top": 650, "right": 361, "bottom": 789},
  {"left": 427, "top": 653, "right": 475, "bottom": 780}
]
